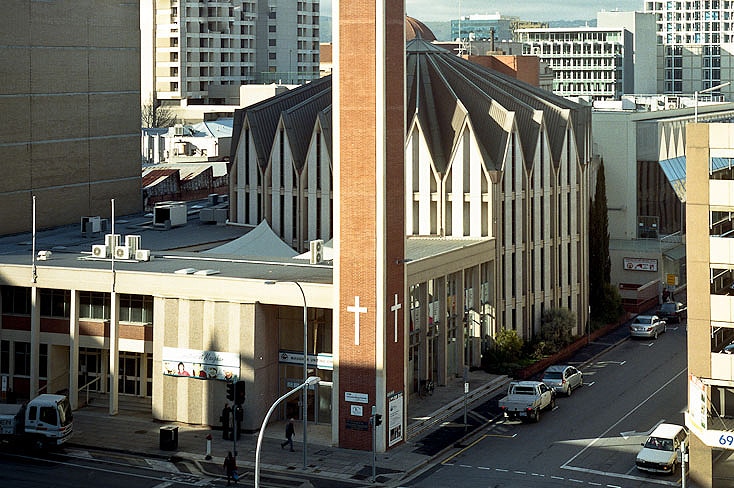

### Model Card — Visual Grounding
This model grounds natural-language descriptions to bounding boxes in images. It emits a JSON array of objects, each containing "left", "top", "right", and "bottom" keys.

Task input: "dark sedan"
[{"left": 656, "top": 301, "right": 687, "bottom": 323}]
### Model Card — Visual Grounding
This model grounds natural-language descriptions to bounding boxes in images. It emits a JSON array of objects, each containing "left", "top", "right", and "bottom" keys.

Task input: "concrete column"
[
  {"left": 30, "top": 286, "right": 40, "bottom": 397},
  {"left": 109, "top": 291, "right": 119, "bottom": 415},
  {"left": 69, "top": 289, "right": 79, "bottom": 409},
  {"left": 687, "top": 433, "right": 713, "bottom": 487}
]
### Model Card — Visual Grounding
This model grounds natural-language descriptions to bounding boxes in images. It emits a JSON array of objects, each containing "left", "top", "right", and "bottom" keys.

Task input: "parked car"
[
  {"left": 541, "top": 365, "right": 583, "bottom": 396},
  {"left": 497, "top": 381, "right": 555, "bottom": 423},
  {"left": 656, "top": 301, "right": 687, "bottom": 323},
  {"left": 636, "top": 423, "right": 687, "bottom": 474},
  {"left": 630, "top": 315, "right": 667, "bottom": 339},
  {"left": 721, "top": 342, "right": 734, "bottom": 354}
]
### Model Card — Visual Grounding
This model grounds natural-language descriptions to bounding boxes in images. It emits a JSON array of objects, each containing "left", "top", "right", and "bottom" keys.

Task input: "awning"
[{"left": 659, "top": 156, "right": 734, "bottom": 202}]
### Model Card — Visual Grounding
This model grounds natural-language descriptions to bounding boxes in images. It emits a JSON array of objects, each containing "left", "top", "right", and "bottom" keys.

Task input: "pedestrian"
[
  {"left": 220, "top": 403, "right": 232, "bottom": 440},
  {"left": 223, "top": 451, "right": 238, "bottom": 485},
  {"left": 234, "top": 404, "right": 243, "bottom": 440},
  {"left": 281, "top": 418, "right": 295, "bottom": 451}
]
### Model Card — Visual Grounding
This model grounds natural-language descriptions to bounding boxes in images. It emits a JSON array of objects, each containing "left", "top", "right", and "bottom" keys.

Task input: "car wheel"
[{"left": 532, "top": 409, "right": 540, "bottom": 422}]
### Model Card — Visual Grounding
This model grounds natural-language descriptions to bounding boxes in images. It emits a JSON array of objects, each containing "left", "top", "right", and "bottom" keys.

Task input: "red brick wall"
[{"left": 338, "top": 0, "right": 405, "bottom": 450}]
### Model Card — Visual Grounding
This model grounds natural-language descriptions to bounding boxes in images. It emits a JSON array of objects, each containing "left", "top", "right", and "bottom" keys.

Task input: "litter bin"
[{"left": 160, "top": 425, "right": 179, "bottom": 451}]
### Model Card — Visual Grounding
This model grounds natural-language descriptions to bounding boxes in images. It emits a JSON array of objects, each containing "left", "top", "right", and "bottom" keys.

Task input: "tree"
[
  {"left": 539, "top": 307, "right": 576, "bottom": 348},
  {"left": 141, "top": 98, "right": 177, "bottom": 128},
  {"left": 589, "top": 161, "right": 623, "bottom": 325},
  {"left": 589, "top": 160, "right": 611, "bottom": 318}
]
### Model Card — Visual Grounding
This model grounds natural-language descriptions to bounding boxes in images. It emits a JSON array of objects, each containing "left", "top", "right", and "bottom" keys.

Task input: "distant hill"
[{"left": 319, "top": 17, "right": 597, "bottom": 44}]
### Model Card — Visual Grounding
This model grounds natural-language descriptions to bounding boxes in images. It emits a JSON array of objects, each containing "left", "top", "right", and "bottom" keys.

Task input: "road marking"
[
  {"left": 551, "top": 475, "right": 565, "bottom": 480},
  {"left": 441, "top": 434, "right": 488, "bottom": 464},
  {"left": 562, "top": 465, "right": 680, "bottom": 486},
  {"left": 495, "top": 468, "right": 508, "bottom": 472},
  {"left": 620, "top": 420, "right": 664, "bottom": 439},
  {"left": 569, "top": 479, "right": 584, "bottom": 483},
  {"left": 514, "top": 470, "right": 526, "bottom": 475},
  {"left": 485, "top": 433, "right": 517, "bottom": 438},
  {"left": 585, "top": 381, "right": 595, "bottom": 386},
  {"left": 459, "top": 464, "right": 472, "bottom": 468},
  {"left": 477, "top": 466, "right": 492, "bottom": 470},
  {"left": 561, "top": 367, "right": 685, "bottom": 469}
]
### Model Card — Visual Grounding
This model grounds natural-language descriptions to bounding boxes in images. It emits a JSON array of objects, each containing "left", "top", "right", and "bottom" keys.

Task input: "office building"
[
  {"left": 516, "top": 11, "right": 657, "bottom": 100},
  {"left": 141, "top": 0, "right": 320, "bottom": 107},
  {"left": 685, "top": 122, "right": 734, "bottom": 485},
  {"left": 0, "top": 1, "right": 142, "bottom": 236},
  {"left": 645, "top": 1, "right": 734, "bottom": 99}
]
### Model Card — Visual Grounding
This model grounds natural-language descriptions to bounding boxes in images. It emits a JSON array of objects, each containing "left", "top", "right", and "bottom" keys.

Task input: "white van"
[{"left": 635, "top": 423, "right": 687, "bottom": 474}]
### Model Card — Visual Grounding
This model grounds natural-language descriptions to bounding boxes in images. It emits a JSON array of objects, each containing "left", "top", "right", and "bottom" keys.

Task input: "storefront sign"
[
  {"left": 388, "top": 392, "right": 404, "bottom": 447},
  {"left": 162, "top": 346, "right": 240, "bottom": 381},
  {"left": 623, "top": 257, "right": 658, "bottom": 272},
  {"left": 278, "top": 351, "right": 333, "bottom": 370},
  {"left": 345, "top": 391, "right": 369, "bottom": 403}
]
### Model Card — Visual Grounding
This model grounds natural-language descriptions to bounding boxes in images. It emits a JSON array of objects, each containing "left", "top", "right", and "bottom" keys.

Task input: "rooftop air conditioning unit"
[
  {"left": 105, "top": 234, "right": 121, "bottom": 250},
  {"left": 92, "top": 244, "right": 109, "bottom": 258},
  {"left": 135, "top": 249, "right": 151, "bottom": 262},
  {"left": 154, "top": 202, "right": 187, "bottom": 228},
  {"left": 309, "top": 239, "right": 324, "bottom": 264},
  {"left": 125, "top": 235, "right": 141, "bottom": 254},
  {"left": 114, "top": 245, "right": 131, "bottom": 260}
]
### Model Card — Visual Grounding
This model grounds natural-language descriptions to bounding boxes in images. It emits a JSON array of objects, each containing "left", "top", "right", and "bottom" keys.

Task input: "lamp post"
[
  {"left": 694, "top": 81, "right": 731, "bottom": 122},
  {"left": 255, "top": 376, "right": 320, "bottom": 488},
  {"left": 265, "top": 280, "right": 309, "bottom": 471}
]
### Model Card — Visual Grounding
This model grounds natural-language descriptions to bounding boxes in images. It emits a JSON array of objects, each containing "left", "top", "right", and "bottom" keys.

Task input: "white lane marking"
[
  {"left": 495, "top": 468, "right": 508, "bottom": 472},
  {"left": 459, "top": 464, "right": 472, "bottom": 468},
  {"left": 477, "top": 466, "right": 492, "bottom": 470},
  {"left": 514, "top": 470, "right": 526, "bottom": 474},
  {"left": 620, "top": 420, "right": 664, "bottom": 439},
  {"left": 562, "top": 465, "right": 680, "bottom": 486},
  {"left": 561, "top": 367, "right": 686, "bottom": 470},
  {"left": 569, "top": 479, "right": 584, "bottom": 483}
]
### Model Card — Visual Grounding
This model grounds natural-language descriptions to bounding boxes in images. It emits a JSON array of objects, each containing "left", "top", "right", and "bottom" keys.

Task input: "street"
[
  {"left": 405, "top": 321, "right": 688, "bottom": 488},
  {"left": 0, "top": 445, "right": 365, "bottom": 488}
]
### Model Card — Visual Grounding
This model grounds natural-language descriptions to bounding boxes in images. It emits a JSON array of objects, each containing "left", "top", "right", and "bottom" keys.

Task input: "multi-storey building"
[
  {"left": 142, "top": 0, "right": 320, "bottom": 107},
  {"left": 685, "top": 122, "right": 734, "bottom": 485},
  {"left": 0, "top": 1, "right": 142, "bottom": 236},
  {"left": 450, "top": 13, "right": 515, "bottom": 42},
  {"left": 516, "top": 11, "right": 657, "bottom": 100},
  {"left": 645, "top": 1, "right": 734, "bottom": 99}
]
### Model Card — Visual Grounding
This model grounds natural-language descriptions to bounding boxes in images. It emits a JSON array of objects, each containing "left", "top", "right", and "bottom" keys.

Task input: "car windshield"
[
  {"left": 543, "top": 372, "right": 563, "bottom": 380},
  {"left": 634, "top": 317, "right": 653, "bottom": 325},
  {"left": 644, "top": 437, "right": 673, "bottom": 451}
]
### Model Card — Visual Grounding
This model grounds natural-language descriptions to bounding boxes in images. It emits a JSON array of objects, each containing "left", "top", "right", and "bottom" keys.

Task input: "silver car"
[
  {"left": 630, "top": 314, "right": 667, "bottom": 339},
  {"left": 541, "top": 365, "right": 583, "bottom": 396}
]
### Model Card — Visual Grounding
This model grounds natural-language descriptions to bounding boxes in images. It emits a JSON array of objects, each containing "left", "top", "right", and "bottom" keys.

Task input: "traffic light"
[
  {"left": 226, "top": 382, "right": 235, "bottom": 401},
  {"left": 374, "top": 414, "right": 382, "bottom": 426},
  {"left": 234, "top": 380, "right": 246, "bottom": 405}
]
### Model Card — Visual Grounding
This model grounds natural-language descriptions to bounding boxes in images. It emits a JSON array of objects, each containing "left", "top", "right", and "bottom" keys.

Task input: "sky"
[{"left": 319, "top": 1, "right": 645, "bottom": 22}]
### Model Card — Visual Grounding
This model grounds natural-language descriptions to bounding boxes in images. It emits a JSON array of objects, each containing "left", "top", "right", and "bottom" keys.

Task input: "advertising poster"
[
  {"left": 162, "top": 346, "right": 240, "bottom": 381},
  {"left": 388, "top": 392, "right": 404, "bottom": 447}
]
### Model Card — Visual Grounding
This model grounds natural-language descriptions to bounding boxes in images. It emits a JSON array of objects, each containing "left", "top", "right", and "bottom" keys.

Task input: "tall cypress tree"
[{"left": 589, "top": 161, "right": 611, "bottom": 317}]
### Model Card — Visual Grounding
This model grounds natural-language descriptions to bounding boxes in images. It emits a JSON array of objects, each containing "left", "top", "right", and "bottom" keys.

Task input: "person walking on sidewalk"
[
  {"left": 223, "top": 451, "right": 238, "bottom": 485},
  {"left": 281, "top": 418, "right": 295, "bottom": 451},
  {"left": 220, "top": 403, "right": 232, "bottom": 440}
]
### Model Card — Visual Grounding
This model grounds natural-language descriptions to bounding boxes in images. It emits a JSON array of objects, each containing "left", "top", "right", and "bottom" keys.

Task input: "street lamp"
[
  {"left": 694, "top": 81, "right": 731, "bottom": 122},
  {"left": 264, "top": 280, "right": 309, "bottom": 471},
  {"left": 255, "top": 376, "right": 320, "bottom": 488}
]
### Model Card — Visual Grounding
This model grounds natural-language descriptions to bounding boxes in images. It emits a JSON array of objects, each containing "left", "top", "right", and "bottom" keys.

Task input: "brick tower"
[{"left": 333, "top": 1, "right": 405, "bottom": 451}]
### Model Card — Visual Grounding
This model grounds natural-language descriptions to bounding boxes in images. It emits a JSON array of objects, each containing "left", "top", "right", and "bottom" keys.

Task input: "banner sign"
[
  {"left": 162, "top": 346, "right": 240, "bottom": 381},
  {"left": 279, "top": 351, "right": 333, "bottom": 371},
  {"left": 623, "top": 257, "right": 658, "bottom": 272}
]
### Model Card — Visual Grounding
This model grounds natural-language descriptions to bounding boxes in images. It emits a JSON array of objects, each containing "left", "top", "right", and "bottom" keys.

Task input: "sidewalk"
[
  {"left": 66, "top": 324, "right": 631, "bottom": 486},
  {"left": 68, "top": 371, "right": 510, "bottom": 486}
]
